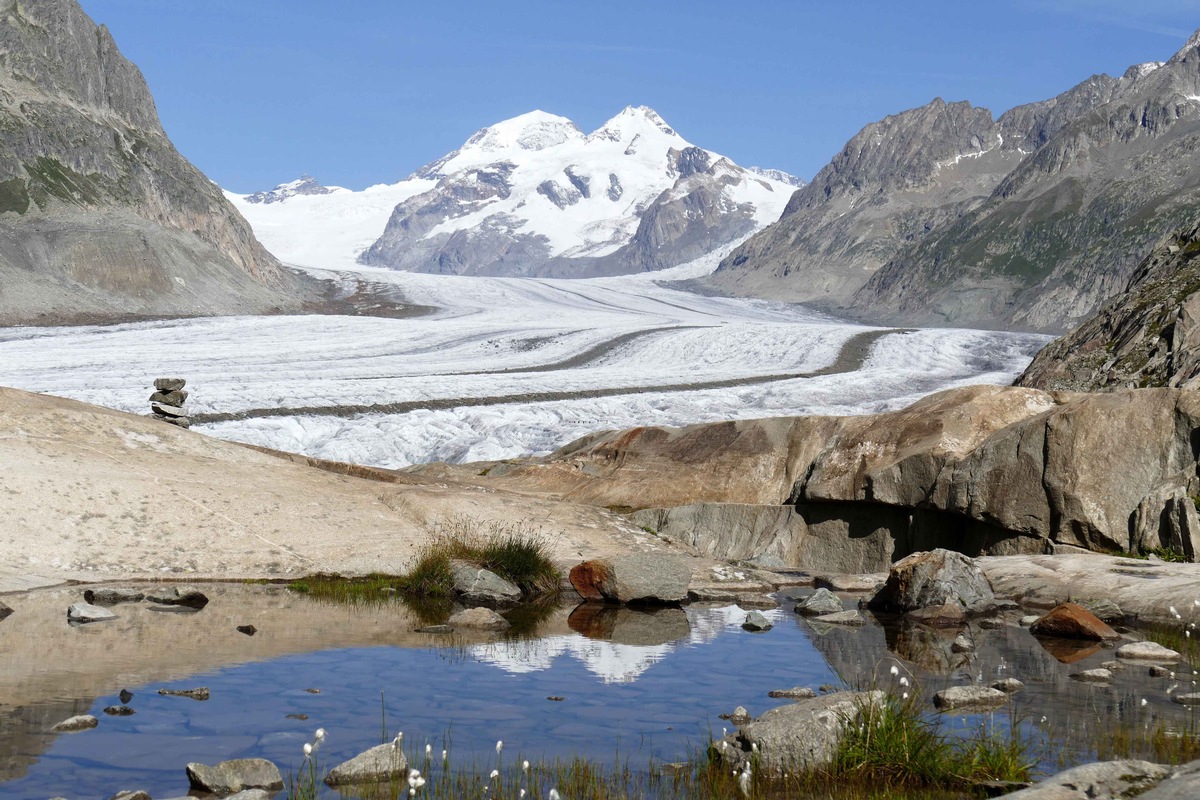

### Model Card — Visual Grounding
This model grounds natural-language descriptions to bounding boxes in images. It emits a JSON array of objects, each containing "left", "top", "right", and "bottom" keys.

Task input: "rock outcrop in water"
[
  {"left": 421, "top": 385, "right": 1200, "bottom": 568},
  {"left": 0, "top": 0, "right": 318, "bottom": 324}
]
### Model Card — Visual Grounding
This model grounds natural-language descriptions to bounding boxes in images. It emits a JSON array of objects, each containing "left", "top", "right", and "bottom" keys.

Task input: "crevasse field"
[{"left": 0, "top": 250, "right": 1048, "bottom": 468}]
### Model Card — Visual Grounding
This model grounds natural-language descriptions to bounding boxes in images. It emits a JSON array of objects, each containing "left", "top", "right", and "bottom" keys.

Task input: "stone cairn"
[{"left": 150, "top": 377, "right": 190, "bottom": 429}]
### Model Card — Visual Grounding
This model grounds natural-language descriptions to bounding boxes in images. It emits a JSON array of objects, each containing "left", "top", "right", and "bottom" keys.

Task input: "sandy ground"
[{"left": 0, "top": 386, "right": 697, "bottom": 592}]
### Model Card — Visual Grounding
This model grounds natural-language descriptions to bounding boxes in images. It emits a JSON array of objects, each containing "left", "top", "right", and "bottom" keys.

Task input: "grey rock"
[
  {"left": 933, "top": 686, "right": 1009, "bottom": 711},
  {"left": 951, "top": 634, "right": 974, "bottom": 653},
  {"left": 415, "top": 624, "right": 454, "bottom": 634},
  {"left": 795, "top": 588, "right": 843, "bottom": 617},
  {"left": 151, "top": 401, "right": 188, "bottom": 418},
  {"left": 324, "top": 742, "right": 409, "bottom": 786},
  {"left": 742, "top": 611, "right": 773, "bottom": 632},
  {"left": 146, "top": 586, "right": 209, "bottom": 609},
  {"left": 52, "top": 714, "right": 98, "bottom": 732},
  {"left": 768, "top": 687, "right": 818, "bottom": 700},
  {"left": 154, "top": 378, "right": 187, "bottom": 392},
  {"left": 446, "top": 607, "right": 509, "bottom": 631},
  {"left": 869, "top": 549, "right": 995, "bottom": 614},
  {"left": 811, "top": 610, "right": 864, "bottom": 626},
  {"left": 103, "top": 705, "right": 135, "bottom": 715},
  {"left": 109, "top": 792, "right": 151, "bottom": 800},
  {"left": 1078, "top": 598, "right": 1125, "bottom": 623},
  {"left": 1118, "top": 641, "right": 1181, "bottom": 662},
  {"left": 450, "top": 560, "right": 521, "bottom": 605},
  {"left": 161, "top": 415, "right": 192, "bottom": 429},
  {"left": 735, "top": 690, "right": 885, "bottom": 775},
  {"left": 237, "top": 624, "right": 257, "bottom": 636},
  {"left": 150, "top": 389, "right": 188, "bottom": 406},
  {"left": 67, "top": 602, "right": 116, "bottom": 623},
  {"left": 729, "top": 705, "right": 751, "bottom": 726},
  {"left": 245, "top": 175, "right": 332, "bottom": 205},
  {"left": 1071, "top": 668, "right": 1113, "bottom": 683},
  {"left": 569, "top": 554, "right": 691, "bottom": 604},
  {"left": 1000, "top": 759, "right": 1170, "bottom": 799},
  {"left": 158, "top": 687, "right": 209, "bottom": 700},
  {"left": 119, "top": 689, "right": 133, "bottom": 703},
  {"left": 186, "top": 758, "right": 283, "bottom": 794},
  {"left": 1020, "top": 615, "right": 1040, "bottom": 627},
  {"left": 83, "top": 587, "right": 144, "bottom": 605},
  {"left": 1173, "top": 692, "right": 1200, "bottom": 706},
  {"left": 1141, "top": 757, "right": 1200, "bottom": 799},
  {"left": 990, "top": 678, "right": 1024, "bottom": 694},
  {"left": 1151, "top": 665, "right": 1172, "bottom": 677},
  {"left": 815, "top": 573, "right": 887, "bottom": 593}
]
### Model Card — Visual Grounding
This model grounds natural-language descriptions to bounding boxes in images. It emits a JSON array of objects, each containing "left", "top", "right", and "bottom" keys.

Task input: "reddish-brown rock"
[
  {"left": 1030, "top": 602, "right": 1121, "bottom": 641},
  {"left": 569, "top": 561, "right": 609, "bottom": 601}
]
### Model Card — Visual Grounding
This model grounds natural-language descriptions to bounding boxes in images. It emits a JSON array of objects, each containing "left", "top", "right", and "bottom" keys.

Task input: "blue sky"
[{"left": 77, "top": 0, "right": 1199, "bottom": 192}]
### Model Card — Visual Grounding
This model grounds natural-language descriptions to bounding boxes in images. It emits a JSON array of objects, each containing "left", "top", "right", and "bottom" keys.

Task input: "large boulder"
[
  {"left": 1001, "top": 760, "right": 1170, "bottom": 799},
  {"left": 794, "top": 588, "right": 844, "bottom": 617},
  {"left": 450, "top": 561, "right": 521, "bottom": 606},
  {"left": 325, "top": 742, "right": 409, "bottom": 787},
  {"left": 868, "top": 549, "right": 995, "bottom": 615},
  {"left": 732, "top": 690, "right": 884, "bottom": 774},
  {"left": 186, "top": 758, "right": 283, "bottom": 795},
  {"left": 1030, "top": 602, "right": 1120, "bottom": 641},
  {"left": 569, "top": 554, "right": 691, "bottom": 604}
]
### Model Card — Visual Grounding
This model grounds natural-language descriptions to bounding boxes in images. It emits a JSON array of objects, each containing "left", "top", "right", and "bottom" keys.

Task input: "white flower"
[
  {"left": 314, "top": 728, "right": 326, "bottom": 740},
  {"left": 549, "top": 790, "right": 561, "bottom": 800},
  {"left": 522, "top": 760, "right": 530, "bottom": 772},
  {"left": 738, "top": 766, "right": 752, "bottom": 797},
  {"left": 496, "top": 740, "right": 503, "bottom": 754},
  {"left": 520, "top": 791, "right": 526, "bottom": 799},
  {"left": 303, "top": 742, "right": 312, "bottom": 758},
  {"left": 442, "top": 749, "right": 448, "bottom": 761},
  {"left": 1142, "top": 698, "right": 1149, "bottom": 707},
  {"left": 899, "top": 677, "right": 910, "bottom": 687},
  {"left": 902, "top": 692, "right": 909, "bottom": 700},
  {"left": 425, "top": 744, "right": 432, "bottom": 757},
  {"left": 890, "top": 665, "right": 899, "bottom": 676},
  {"left": 1171, "top": 606, "right": 1179, "bottom": 617},
  {"left": 490, "top": 769, "right": 500, "bottom": 779}
]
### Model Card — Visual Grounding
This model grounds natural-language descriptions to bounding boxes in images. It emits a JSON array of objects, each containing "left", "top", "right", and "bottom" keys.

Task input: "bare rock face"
[
  {"left": 1029, "top": 603, "right": 1121, "bottom": 641},
  {"left": 1000, "top": 760, "right": 1171, "bottom": 799},
  {"left": 448, "top": 385, "right": 1200, "bottom": 567},
  {"left": 0, "top": 0, "right": 317, "bottom": 324},
  {"left": 868, "top": 549, "right": 995, "bottom": 615}
]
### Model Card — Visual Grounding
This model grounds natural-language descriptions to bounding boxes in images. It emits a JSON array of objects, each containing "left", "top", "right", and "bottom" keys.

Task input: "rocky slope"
[
  {"left": 707, "top": 30, "right": 1200, "bottom": 333},
  {"left": 232, "top": 108, "right": 801, "bottom": 278},
  {"left": 1017, "top": 214, "right": 1200, "bottom": 390},
  {"left": 414, "top": 385, "right": 1200, "bottom": 570},
  {"left": 0, "top": 0, "right": 318, "bottom": 325}
]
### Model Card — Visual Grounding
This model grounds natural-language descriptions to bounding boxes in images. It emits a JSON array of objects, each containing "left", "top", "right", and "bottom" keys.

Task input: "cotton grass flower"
[
  {"left": 549, "top": 791, "right": 561, "bottom": 800},
  {"left": 314, "top": 728, "right": 326, "bottom": 741},
  {"left": 490, "top": 769, "right": 500, "bottom": 779},
  {"left": 890, "top": 665, "right": 899, "bottom": 676},
  {"left": 496, "top": 740, "right": 503, "bottom": 755},
  {"left": 303, "top": 742, "right": 312, "bottom": 758},
  {"left": 900, "top": 677, "right": 910, "bottom": 687},
  {"left": 522, "top": 760, "right": 530, "bottom": 772},
  {"left": 425, "top": 744, "right": 432, "bottom": 757}
]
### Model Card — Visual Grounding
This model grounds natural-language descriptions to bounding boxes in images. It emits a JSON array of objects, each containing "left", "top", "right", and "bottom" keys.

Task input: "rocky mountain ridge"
[
  {"left": 707, "top": 29, "right": 1200, "bottom": 333},
  {"left": 232, "top": 107, "right": 802, "bottom": 278},
  {"left": 0, "top": 0, "right": 319, "bottom": 325},
  {"left": 1017, "top": 213, "right": 1200, "bottom": 391}
]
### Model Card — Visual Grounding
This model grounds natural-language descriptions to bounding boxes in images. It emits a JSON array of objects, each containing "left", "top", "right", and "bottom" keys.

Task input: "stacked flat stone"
[{"left": 150, "top": 377, "right": 190, "bottom": 428}]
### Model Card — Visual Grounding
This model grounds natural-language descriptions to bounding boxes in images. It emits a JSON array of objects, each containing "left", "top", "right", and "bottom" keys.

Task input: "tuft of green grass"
[{"left": 835, "top": 692, "right": 952, "bottom": 787}]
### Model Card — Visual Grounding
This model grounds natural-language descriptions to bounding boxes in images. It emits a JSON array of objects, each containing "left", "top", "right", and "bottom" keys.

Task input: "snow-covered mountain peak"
[
  {"left": 587, "top": 104, "right": 683, "bottom": 145},
  {"left": 463, "top": 110, "right": 584, "bottom": 153},
  {"left": 244, "top": 174, "right": 342, "bottom": 205},
  {"left": 1124, "top": 61, "right": 1166, "bottom": 80}
]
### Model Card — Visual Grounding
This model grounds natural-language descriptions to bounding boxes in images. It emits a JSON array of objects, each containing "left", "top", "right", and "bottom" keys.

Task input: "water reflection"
[{"left": 0, "top": 583, "right": 1196, "bottom": 800}]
